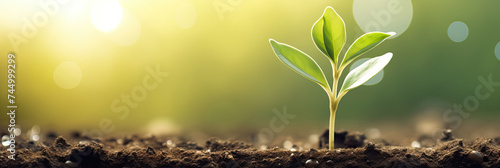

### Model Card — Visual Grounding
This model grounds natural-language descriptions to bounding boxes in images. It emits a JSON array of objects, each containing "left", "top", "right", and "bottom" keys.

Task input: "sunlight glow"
[
  {"left": 175, "top": 2, "right": 197, "bottom": 29},
  {"left": 91, "top": 0, "right": 123, "bottom": 32},
  {"left": 103, "top": 8, "right": 141, "bottom": 46}
]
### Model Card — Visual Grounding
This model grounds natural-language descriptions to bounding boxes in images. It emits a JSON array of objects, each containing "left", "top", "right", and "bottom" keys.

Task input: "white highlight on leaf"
[{"left": 341, "top": 52, "right": 392, "bottom": 92}]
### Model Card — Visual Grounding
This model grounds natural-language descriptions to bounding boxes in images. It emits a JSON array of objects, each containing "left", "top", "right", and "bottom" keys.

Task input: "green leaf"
[
  {"left": 312, "top": 6, "right": 345, "bottom": 64},
  {"left": 341, "top": 32, "right": 395, "bottom": 67},
  {"left": 269, "top": 39, "right": 329, "bottom": 88},
  {"left": 340, "top": 52, "right": 393, "bottom": 93}
]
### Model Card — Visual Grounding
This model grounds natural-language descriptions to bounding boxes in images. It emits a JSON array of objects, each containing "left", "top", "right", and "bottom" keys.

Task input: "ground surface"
[{"left": 1, "top": 130, "right": 500, "bottom": 168}]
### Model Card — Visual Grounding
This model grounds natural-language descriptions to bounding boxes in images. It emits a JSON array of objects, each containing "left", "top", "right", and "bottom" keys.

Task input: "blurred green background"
[{"left": 0, "top": 0, "right": 499, "bottom": 137}]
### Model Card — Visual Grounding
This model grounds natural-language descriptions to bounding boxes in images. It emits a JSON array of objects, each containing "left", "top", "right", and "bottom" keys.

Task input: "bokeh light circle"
[
  {"left": 54, "top": 62, "right": 82, "bottom": 89},
  {"left": 103, "top": 8, "right": 142, "bottom": 46},
  {"left": 353, "top": 0, "right": 413, "bottom": 38},
  {"left": 91, "top": 0, "right": 123, "bottom": 32},
  {"left": 495, "top": 41, "right": 500, "bottom": 61},
  {"left": 447, "top": 21, "right": 469, "bottom": 42},
  {"left": 175, "top": 2, "right": 197, "bottom": 29},
  {"left": 350, "top": 58, "right": 384, "bottom": 86}
]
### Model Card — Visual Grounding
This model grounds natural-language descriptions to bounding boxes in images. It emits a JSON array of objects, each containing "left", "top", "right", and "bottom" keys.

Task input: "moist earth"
[{"left": 1, "top": 130, "right": 499, "bottom": 168}]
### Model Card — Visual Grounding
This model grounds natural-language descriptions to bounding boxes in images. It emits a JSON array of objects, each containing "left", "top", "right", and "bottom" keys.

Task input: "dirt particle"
[
  {"left": 65, "top": 160, "right": 78, "bottom": 167},
  {"left": 52, "top": 136, "right": 69, "bottom": 148},
  {"left": 325, "top": 160, "right": 334, "bottom": 166},
  {"left": 146, "top": 146, "right": 156, "bottom": 155},
  {"left": 319, "top": 130, "right": 366, "bottom": 149},
  {"left": 411, "top": 141, "right": 421, "bottom": 148},
  {"left": 440, "top": 129, "right": 455, "bottom": 142},
  {"left": 365, "top": 142, "right": 376, "bottom": 152},
  {"left": 308, "top": 148, "right": 317, "bottom": 155},
  {"left": 305, "top": 159, "right": 319, "bottom": 168},
  {"left": 468, "top": 151, "right": 483, "bottom": 164},
  {"left": 205, "top": 138, "right": 250, "bottom": 152}
]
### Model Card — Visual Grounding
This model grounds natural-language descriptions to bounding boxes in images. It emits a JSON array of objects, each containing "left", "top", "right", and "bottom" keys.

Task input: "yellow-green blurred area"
[{"left": 1, "top": 0, "right": 500, "bottom": 137}]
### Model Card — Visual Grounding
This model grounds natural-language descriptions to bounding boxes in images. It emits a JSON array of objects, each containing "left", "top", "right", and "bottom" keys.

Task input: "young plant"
[{"left": 269, "top": 6, "right": 395, "bottom": 150}]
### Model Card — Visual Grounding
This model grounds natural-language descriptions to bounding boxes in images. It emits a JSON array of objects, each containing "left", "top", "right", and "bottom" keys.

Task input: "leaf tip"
[
  {"left": 384, "top": 52, "right": 394, "bottom": 59},
  {"left": 269, "top": 39, "right": 278, "bottom": 46},
  {"left": 325, "top": 6, "right": 334, "bottom": 11}
]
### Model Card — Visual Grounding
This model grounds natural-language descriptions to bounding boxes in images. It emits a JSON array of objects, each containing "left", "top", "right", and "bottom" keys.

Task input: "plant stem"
[
  {"left": 329, "top": 95, "right": 338, "bottom": 150},
  {"left": 329, "top": 65, "right": 346, "bottom": 150}
]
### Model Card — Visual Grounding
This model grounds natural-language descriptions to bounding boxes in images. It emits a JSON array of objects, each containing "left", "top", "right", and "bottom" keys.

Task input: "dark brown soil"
[{"left": 1, "top": 130, "right": 500, "bottom": 168}]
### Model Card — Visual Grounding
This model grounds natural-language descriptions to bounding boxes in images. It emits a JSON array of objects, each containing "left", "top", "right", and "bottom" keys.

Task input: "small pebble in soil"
[
  {"left": 2, "top": 135, "right": 10, "bottom": 146},
  {"left": 326, "top": 160, "right": 334, "bottom": 166},
  {"left": 411, "top": 141, "right": 421, "bottom": 148},
  {"left": 305, "top": 159, "right": 319, "bottom": 168},
  {"left": 65, "top": 160, "right": 78, "bottom": 167},
  {"left": 117, "top": 139, "right": 124, "bottom": 145},
  {"left": 79, "top": 140, "right": 91, "bottom": 145},
  {"left": 468, "top": 151, "right": 483, "bottom": 164},
  {"left": 165, "top": 140, "right": 176, "bottom": 148},
  {"left": 259, "top": 145, "right": 267, "bottom": 150}
]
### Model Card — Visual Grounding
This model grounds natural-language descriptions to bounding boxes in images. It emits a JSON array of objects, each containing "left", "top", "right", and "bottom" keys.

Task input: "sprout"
[{"left": 269, "top": 6, "right": 395, "bottom": 150}]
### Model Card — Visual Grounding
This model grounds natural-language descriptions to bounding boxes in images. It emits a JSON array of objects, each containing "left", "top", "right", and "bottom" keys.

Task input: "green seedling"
[{"left": 269, "top": 6, "right": 395, "bottom": 150}]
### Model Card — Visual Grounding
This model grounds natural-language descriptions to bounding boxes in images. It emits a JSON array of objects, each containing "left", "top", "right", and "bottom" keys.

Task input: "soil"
[{"left": 1, "top": 130, "right": 500, "bottom": 168}]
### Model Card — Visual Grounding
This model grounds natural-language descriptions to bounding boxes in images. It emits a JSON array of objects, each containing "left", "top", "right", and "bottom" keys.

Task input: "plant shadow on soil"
[{"left": 1, "top": 129, "right": 500, "bottom": 168}]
